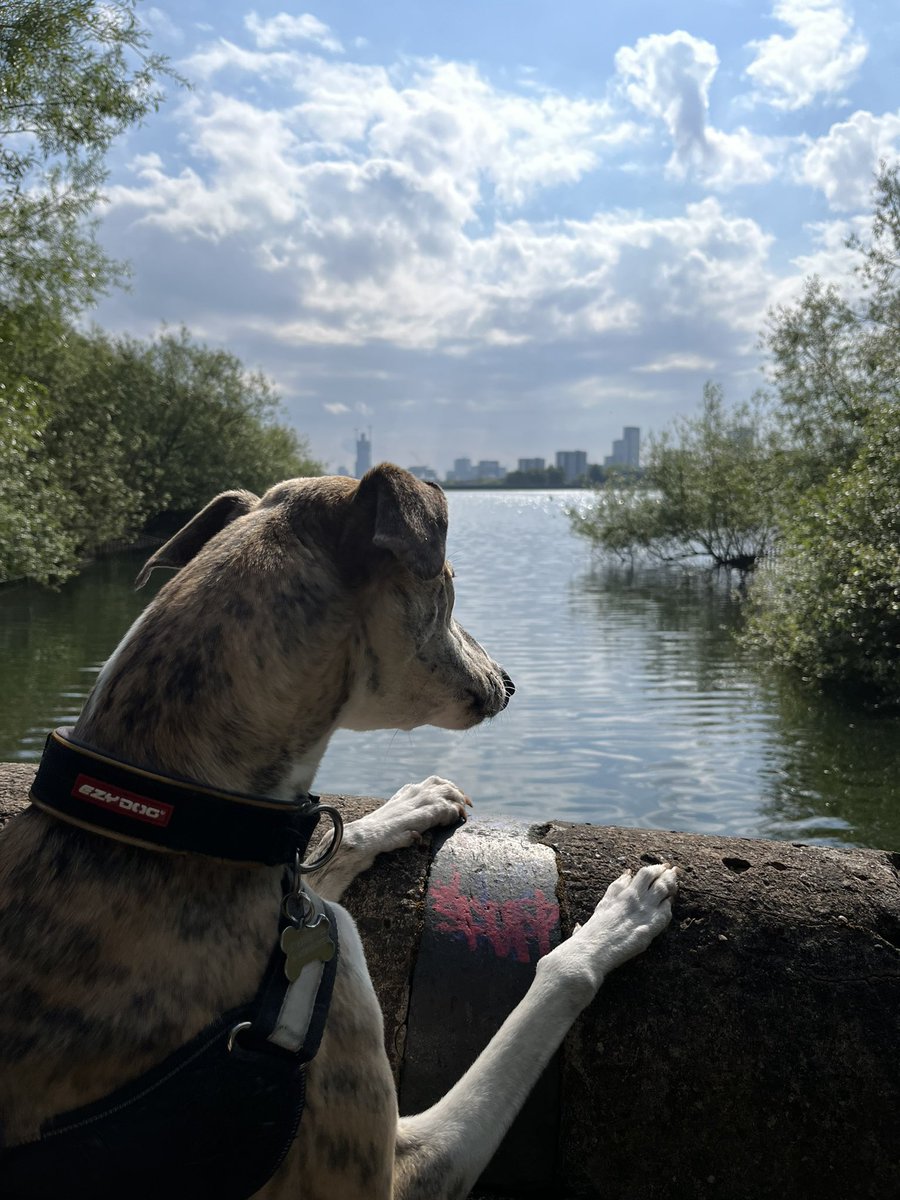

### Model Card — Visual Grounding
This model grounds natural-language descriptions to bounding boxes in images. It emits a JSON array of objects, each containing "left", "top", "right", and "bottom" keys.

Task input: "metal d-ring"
[
  {"left": 296, "top": 805, "right": 344, "bottom": 874},
  {"left": 282, "top": 871, "right": 315, "bottom": 925},
  {"left": 227, "top": 1021, "right": 252, "bottom": 1053}
]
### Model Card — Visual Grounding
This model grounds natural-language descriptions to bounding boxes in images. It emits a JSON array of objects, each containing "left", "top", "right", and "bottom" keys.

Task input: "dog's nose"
[{"left": 500, "top": 669, "right": 515, "bottom": 708}]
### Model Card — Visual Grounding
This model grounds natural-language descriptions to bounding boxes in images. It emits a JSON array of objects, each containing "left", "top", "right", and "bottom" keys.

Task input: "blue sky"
[{"left": 92, "top": 0, "right": 900, "bottom": 474}]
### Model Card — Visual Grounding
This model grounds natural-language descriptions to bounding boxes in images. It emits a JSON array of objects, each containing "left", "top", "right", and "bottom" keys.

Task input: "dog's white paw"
[
  {"left": 370, "top": 775, "right": 471, "bottom": 851},
  {"left": 539, "top": 864, "right": 677, "bottom": 1008},
  {"left": 333, "top": 776, "right": 471, "bottom": 869}
]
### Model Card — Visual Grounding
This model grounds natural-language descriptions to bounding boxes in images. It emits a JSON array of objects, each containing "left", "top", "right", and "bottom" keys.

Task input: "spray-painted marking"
[{"left": 430, "top": 868, "right": 559, "bottom": 963}]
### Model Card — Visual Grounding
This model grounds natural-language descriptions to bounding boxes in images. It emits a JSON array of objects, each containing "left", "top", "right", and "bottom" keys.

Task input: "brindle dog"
[{"left": 0, "top": 463, "right": 677, "bottom": 1199}]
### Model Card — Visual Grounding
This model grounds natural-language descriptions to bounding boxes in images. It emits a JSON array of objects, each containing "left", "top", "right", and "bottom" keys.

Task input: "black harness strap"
[
  {"left": 0, "top": 909, "right": 340, "bottom": 1200},
  {"left": 0, "top": 1008, "right": 301, "bottom": 1200}
]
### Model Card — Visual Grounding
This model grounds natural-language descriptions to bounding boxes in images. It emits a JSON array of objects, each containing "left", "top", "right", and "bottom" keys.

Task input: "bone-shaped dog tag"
[{"left": 281, "top": 918, "right": 335, "bottom": 982}]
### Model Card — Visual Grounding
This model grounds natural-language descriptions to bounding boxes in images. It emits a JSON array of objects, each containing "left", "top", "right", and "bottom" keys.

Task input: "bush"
[
  {"left": 0, "top": 319, "right": 322, "bottom": 585},
  {"left": 745, "top": 402, "right": 900, "bottom": 704},
  {"left": 0, "top": 379, "right": 78, "bottom": 585}
]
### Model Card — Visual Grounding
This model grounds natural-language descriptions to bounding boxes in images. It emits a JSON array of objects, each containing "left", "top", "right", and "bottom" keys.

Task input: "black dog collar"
[{"left": 29, "top": 728, "right": 336, "bottom": 867}]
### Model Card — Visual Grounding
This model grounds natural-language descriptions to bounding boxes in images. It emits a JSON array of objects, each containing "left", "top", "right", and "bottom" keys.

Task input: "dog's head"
[{"left": 134, "top": 464, "right": 514, "bottom": 741}]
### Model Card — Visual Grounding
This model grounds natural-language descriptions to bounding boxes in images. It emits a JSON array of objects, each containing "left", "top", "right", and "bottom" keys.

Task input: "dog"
[{"left": 0, "top": 463, "right": 677, "bottom": 1199}]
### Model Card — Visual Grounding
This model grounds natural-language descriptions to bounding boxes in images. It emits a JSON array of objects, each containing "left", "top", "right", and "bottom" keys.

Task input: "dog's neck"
[
  {"left": 72, "top": 594, "right": 354, "bottom": 801},
  {"left": 74, "top": 677, "right": 338, "bottom": 800}
]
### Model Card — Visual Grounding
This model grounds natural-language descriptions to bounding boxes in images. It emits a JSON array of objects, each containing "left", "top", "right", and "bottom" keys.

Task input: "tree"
[
  {"left": 110, "top": 326, "right": 322, "bottom": 515},
  {"left": 0, "top": 373, "right": 77, "bottom": 584},
  {"left": 0, "top": 0, "right": 177, "bottom": 315},
  {"left": 503, "top": 465, "right": 567, "bottom": 488},
  {"left": 0, "top": 0, "right": 179, "bottom": 579},
  {"left": 745, "top": 401, "right": 900, "bottom": 702},
  {"left": 569, "top": 384, "right": 781, "bottom": 571},
  {"left": 0, "top": 322, "right": 322, "bottom": 584},
  {"left": 762, "top": 162, "right": 900, "bottom": 487},
  {"left": 745, "top": 163, "right": 900, "bottom": 703}
]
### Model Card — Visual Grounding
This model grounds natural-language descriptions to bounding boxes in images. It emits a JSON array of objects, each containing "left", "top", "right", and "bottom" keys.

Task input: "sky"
[{"left": 92, "top": 0, "right": 900, "bottom": 475}]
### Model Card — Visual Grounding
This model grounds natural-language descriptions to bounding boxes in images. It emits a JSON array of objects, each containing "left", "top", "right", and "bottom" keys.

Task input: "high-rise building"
[
  {"left": 476, "top": 460, "right": 506, "bottom": 480},
  {"left": 555, "top": 450, "right": 588, "bottom": 482},
  {"left": 451, "top": 457, "right": 475, "bottom": 482},
  {"left": 623, "top": 426, "right": 640, "bottom": 468},
  {"left": 518, "top": 457, "right": 546, "bottom": 472},
  {"left": 355, "top": 431, "right": 372, "bottom": 478},
  {"left": 407, "top": 465, "right": 439, "bottom": 482},
  {"left": 604, "top": 427, "right": 640, "bottom": 468}
]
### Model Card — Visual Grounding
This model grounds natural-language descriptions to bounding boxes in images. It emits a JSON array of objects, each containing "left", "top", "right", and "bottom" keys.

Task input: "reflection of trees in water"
[
  {"left": 572, "top": 562, "right": 751, "bottom": 696},
  {"left": 570, "top": 562, "right": 900, "bottom": 850},
  {"left": 0, "top": 553, "right": 159, "bottom": 759},
  {"left": 754, "top": 675, "right": 900, "bottom": 851}
]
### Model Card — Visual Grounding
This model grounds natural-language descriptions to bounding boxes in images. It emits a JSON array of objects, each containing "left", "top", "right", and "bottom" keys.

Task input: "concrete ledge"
[{"left": 2, "top": 765, "right": 899, "bottom": 1199}]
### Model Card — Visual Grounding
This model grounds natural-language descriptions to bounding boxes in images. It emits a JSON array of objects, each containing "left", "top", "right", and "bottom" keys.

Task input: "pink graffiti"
[{"left": 429, "top": 869, "right": 560, "bottom": 963}]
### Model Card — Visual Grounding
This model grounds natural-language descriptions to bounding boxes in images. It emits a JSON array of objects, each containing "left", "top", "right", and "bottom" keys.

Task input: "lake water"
[{"left": 2, "top": 489, "right": 898, "bottom": 849}]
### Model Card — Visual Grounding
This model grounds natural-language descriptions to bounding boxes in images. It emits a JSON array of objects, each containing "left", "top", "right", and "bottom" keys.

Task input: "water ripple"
[{"left": 2, "top": 492, "right": 899, "bottom": 847}]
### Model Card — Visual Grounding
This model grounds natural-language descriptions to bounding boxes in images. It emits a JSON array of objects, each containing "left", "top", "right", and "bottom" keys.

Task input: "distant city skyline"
[{"left": 349, "top": 427, "right": 638, "bottom": 480}]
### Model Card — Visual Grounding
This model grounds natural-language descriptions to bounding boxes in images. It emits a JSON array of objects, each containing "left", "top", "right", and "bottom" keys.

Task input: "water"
[{"left": 1, "top": 490, "right": 898, "bottom": 849}]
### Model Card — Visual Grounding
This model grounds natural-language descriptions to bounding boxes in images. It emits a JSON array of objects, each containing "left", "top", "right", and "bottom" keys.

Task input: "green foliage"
[
  {"left": 745, "top": 401, "right": 900, "bottom": 702},
  {"left": 743, "top": 163, "right": 900, "bottom": 703},
  {"left": 763, "top": 163, "right": 900, "bottom": 487},
  {"left": 0, "top": 322, "right": 323, "bottom": 585},
  {"left": 569, "top": 384, "right": 781, "bottom": 570},
  {"left": 0, "top": 378, "right": 74, "bottom": 585},
  {"left": 126, "top": 328, "right": 317, "bottom": 511},
  {"left": 0, "top": 0, "right": 179, "bottom": 315},
  {"left": 504, "top": 466, "right": 567, "bottom": 488}
]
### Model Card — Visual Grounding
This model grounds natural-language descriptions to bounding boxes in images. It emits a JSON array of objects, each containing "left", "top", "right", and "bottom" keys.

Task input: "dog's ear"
[
  {"left": 353, "top": 464, "right": 447, "bottom": 579},
  {"left": 135, "top": 490, "right": 259, "bottom": 588}
]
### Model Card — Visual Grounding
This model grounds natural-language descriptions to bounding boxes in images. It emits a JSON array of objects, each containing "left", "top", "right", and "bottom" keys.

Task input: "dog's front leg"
[
  {"left": 306, "top": 776, "right": 469, "bottom": 902},
  {"left": 391, "top": 863, "right": 678, "bottom": 1200}
]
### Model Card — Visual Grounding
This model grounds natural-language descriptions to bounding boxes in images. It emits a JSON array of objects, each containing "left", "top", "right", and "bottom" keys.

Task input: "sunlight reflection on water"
[{"left": 2, "top": 489, "right": 899, "bottom": 847}]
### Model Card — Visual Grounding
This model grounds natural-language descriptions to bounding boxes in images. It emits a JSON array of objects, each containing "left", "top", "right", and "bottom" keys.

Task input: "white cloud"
[
  {"left": 767, "top": 212, "right": 871, "bottom": 311},
  {"left": 108, "top": 27, "right": 778, "bottom": 359},
  {"left": 702, "top": 127, "right": 780, "bottom": 188},
  {"left": 564, "top": 376, "right": 660, "bottom": 407},
  {"left": 145, "top": 7, "right": 183, "bottom": 43},
  {"left": 119, "top": 52, "right": 637, "bottom": 243},
  {"left": 180, "top": 51, "right": 637, "bottom": 216},
  {"left": 96, "top": 24, "right": 802, "bottom": 468},
  {"left": 616, "top": 31, "right": 719, "bottom": 159},
  {"left": 182, "top": 38, "right": 309, "bottom": 82},
  {"left": 745, "top": 0, "right": 867, "bottom": 111},
  {"left": 245, "top": 11, "right": 343, "bottom": 53},
  {"left": 108, "top": 94, "right": 305, "bottom": 235},
  {"left": 614, "top": 32, "right": 778, "bottom": 187},
  {"left": 635, "top": 353, "right": 718, "bottom": 373},
  {"left": 798, "top": 110, "right": 900, "bottom": 210},
  {"left": 360, "top": 60, "right": 636, "bottom": 210}
]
